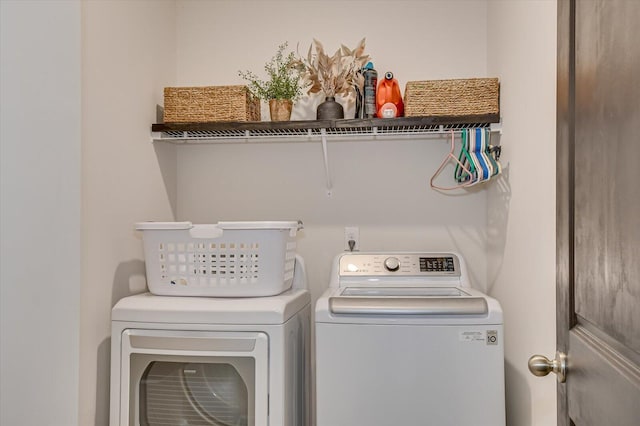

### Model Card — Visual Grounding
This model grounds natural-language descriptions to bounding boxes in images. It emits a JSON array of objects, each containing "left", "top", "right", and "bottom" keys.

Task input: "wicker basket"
[
  {"left": 404, "top": 78, "right": 499, "bottom": 117},
  {"left": 163, "top": 85, "right": 260, "bottom": 123}
]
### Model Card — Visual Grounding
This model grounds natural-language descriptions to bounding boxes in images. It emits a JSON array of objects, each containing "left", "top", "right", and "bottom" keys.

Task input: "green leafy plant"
[{"left": 239, "top": 42, "right": 303, "bottom": 101}]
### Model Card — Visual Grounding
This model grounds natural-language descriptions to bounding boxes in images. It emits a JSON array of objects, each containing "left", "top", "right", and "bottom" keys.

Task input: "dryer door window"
[
  {"left": 119, "top": 330, "right": 269, "bottom": 426},
  {"left": 139, "top": 360, "right": 251, "bottom": 426}
]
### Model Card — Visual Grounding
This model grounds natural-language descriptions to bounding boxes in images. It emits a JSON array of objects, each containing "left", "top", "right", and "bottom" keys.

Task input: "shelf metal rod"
[{"left": 321, "top": 128, "right": 332, "bottom": 196}]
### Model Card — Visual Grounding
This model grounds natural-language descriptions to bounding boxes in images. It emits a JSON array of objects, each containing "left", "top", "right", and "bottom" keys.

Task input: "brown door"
[{"left": 530, "top": 0, "right": 640, "bottom": 424}]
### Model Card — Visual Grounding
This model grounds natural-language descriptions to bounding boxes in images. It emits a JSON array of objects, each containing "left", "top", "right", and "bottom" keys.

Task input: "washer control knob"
[{"left": 384, "top": 257, "right": 400, "bottom": 272}]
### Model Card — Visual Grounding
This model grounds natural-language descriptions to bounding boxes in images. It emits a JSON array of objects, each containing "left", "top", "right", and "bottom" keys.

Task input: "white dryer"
[
  {"left": 315, "top": 252, "right": 505, "bottom": 426},
  {"left": 110, "top": 257, "right": 311, "bottom": 426}
]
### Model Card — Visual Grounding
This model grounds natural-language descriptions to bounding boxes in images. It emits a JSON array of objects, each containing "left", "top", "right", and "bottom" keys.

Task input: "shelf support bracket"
[{"left": 321, "top": 129, "right": 332, "bottom": 196}]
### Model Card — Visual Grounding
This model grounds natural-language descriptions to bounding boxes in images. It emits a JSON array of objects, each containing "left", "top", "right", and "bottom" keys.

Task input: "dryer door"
[{"left": 118, "top": 329, "right": 269, "bottom": 426}]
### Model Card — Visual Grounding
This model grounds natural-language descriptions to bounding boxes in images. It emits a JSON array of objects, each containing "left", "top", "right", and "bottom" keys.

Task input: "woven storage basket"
[
  {"left": 404, "top": 78, "right": 499, "bottom": 117},
  {"left": 163, "top": 85, "right": 260, "bottom": 122}
]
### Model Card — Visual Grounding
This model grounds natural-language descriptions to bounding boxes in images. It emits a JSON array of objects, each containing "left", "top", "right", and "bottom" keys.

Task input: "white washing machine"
[
  {"left": 315, "top": 252, "right": 505, "bottom": 426},
  {"left": 110, "top": 256, "right": 311, "bottom": 426}
]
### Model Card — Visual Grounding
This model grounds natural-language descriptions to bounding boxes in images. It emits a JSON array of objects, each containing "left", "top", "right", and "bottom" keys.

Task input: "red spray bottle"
[{"left": 376, "top": 71, "right": 404, "bottom": 118}]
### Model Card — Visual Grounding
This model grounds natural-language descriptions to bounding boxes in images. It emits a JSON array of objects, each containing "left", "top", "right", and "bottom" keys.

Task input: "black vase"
[{"left": 317, "top": 96, "right": 344, "bottom": 120}]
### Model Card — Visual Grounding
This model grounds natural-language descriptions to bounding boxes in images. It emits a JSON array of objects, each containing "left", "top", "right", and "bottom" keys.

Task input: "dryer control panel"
[{"left": 339, "top": 253, "right": 461, "bottom": 277}]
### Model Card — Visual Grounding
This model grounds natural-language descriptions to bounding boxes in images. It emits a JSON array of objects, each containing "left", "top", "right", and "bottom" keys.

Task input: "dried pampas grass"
[{"left": 292, "top": 38, "right": 370, "bottom": 98}]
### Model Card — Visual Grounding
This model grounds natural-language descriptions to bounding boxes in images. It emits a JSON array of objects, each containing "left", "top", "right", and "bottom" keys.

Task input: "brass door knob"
[{"left": 528, "top": 352, "right": 567, "bottom": 383}]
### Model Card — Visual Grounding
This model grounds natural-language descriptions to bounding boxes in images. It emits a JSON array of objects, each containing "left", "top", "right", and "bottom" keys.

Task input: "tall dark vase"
[{"left": 316, "top": 96, "right": 344, "bottom": 120}]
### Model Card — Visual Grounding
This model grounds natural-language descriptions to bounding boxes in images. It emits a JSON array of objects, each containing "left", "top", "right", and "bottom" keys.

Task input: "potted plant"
[
  {"left": 292, "top": 38, "right": 370, "bottom": 119},
  {"left": 239, "top": 42, "right": 303, "bottom": 121}
]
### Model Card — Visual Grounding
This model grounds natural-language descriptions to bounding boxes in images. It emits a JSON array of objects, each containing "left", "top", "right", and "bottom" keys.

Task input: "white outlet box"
[{"left": 344, "top": 226, "right": 359, "bottom": 251}]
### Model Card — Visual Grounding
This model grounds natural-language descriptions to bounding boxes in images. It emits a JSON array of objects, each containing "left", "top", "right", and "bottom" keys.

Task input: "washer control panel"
[{"left": 339, "top": 253, "right": 461, "bottom": 277}]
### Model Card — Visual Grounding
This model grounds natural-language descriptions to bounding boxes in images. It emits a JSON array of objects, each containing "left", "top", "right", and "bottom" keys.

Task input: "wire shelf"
[
  {"left": 152, "top": 120, "right": 497, "bottom": 143},
  {"left": 149, "top": 116, "right": 501, "bottom": 195}
]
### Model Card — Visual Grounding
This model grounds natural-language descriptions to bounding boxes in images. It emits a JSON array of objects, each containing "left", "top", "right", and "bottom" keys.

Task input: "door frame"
[{"left": 556, "top": 0, "right": 573, "bottom": 425}]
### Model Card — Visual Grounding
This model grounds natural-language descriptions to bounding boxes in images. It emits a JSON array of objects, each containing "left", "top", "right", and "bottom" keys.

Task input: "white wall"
[
  {"left": 487, "top": 1, "right": 558, "bottom": 425},
  {"left": 0, "top": 1, "right": 81, "bottom": 425},
  {"left": 80, "top": 1, "right": 177, "bottom": 425},
  {"left": 175, "top": 0, "right": 492, "bottom": 304}
]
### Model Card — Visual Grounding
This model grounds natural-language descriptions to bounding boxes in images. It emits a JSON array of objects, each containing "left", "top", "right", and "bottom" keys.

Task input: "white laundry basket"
[{"left": 136, "top": 221, "right": 302, "bottom": 297}]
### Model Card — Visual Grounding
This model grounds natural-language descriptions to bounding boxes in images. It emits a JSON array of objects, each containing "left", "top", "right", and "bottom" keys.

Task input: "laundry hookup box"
[{"left": 135, "top": 221, "right": 302, "bottom": 297}]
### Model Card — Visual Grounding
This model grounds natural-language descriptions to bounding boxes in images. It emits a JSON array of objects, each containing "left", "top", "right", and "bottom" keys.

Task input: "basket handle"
[
  {"left": 135, "top": 221, "right": 192, "bottom": 230},
  {"left": 189, "top": 225, "right": 224, "bottom": 239}
]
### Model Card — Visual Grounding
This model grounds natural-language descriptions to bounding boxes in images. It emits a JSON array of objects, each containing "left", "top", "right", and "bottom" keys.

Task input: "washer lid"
[
  {"left": 112, "top": 289, "right": 310, "bottom": 325},
  {"left": 315, "top": 286, "right": 502, "bottom": 325}
]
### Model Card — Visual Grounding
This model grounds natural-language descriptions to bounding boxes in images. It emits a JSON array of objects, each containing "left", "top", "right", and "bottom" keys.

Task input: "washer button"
[{"left": 384, "top": 257, "right": 400, "bottom": 272}]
